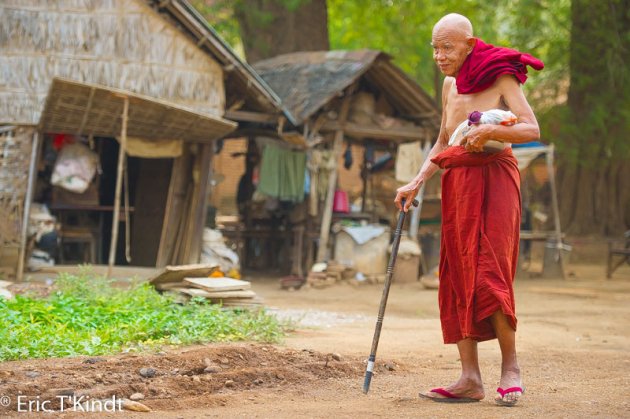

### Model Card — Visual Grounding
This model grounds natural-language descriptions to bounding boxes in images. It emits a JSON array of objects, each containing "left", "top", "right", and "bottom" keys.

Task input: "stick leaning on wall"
[{"left": 107, "top": 96, "right": 129, "bottom": 277}]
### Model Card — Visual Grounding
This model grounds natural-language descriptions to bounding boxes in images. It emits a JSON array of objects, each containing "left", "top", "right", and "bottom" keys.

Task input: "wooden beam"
[
  {"left": 321, "top": 121, "right": 426, "bottom": 142},
  {"left": 156, "top": 150, "right": 192, "bottom": 266},
  {"left": 107, "top": 96, "right": 129, "bottom": 277},
  {"left": 17, "top": 130, "right": 40, "bottom": 281},
  {"left": 546, "top": 144, "right": 566, "bottom": 279},
  {"left": 187, "top": 143, "right": 214, "bottom": 264},
  {"left": 0, "top": 126, "right": 16, "bottom": 134},
  {"left": 224, "top": 110, "right": 279, "bottom": 124},
  {"left": 316, "top": 93, "right": 353, "bottom": 262},
  {"left": 222, "top": 128, "right": 280, "bottom": 140},
  {"left": 180, "top": 169, "right": 199, "bottom": 263}
]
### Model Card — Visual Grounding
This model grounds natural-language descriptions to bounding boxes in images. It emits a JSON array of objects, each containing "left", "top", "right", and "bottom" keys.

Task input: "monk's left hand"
[{"left": 461, "top": 124, "right": 494, "bottom": 152}]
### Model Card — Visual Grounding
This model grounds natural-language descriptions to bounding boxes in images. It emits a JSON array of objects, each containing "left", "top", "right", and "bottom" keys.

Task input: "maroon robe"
[{"left": 431, "top": 146, "right": 521, "bottom": 343}]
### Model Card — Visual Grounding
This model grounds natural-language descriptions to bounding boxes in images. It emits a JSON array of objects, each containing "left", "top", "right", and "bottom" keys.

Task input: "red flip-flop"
[
  {"left": 419, "top": 387, "right": 481, "bottom": 403},
  {"left": 495, "top": 386, "right": 524, "bottom": 406}
]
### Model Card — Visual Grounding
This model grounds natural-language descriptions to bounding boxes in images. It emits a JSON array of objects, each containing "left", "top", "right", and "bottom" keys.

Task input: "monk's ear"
[{"left": 466, "top": 37, "right": 476, "bottom": 54}]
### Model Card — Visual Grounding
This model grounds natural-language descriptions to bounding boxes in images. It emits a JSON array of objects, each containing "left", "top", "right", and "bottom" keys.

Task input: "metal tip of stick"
[{"left": 362, "top": 372, "right": 372, "bottom": 394}]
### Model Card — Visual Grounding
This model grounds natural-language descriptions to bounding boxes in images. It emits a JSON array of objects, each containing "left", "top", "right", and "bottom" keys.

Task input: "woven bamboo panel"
[
  {"left": 0, "top": 0, "right": 225, "bottom": 125},
  {"left": 0, "top": 127, "right": 34, "bottom": 246},
  {"left": 39, "top": 78, "right": 236, "bottom": 142}
]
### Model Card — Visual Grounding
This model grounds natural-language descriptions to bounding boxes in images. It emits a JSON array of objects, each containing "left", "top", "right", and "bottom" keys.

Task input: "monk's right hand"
[{"left": 394, "top": 180, "right": 423, "bottom": 212}]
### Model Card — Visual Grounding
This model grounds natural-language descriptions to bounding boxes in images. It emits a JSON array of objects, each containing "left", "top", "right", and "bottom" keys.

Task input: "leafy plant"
[{"left": 0, "top": 271, "right": 286, "bottom": 361}]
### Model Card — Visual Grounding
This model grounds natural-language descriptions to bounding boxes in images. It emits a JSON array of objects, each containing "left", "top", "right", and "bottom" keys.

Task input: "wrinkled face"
[{"left": 431, "top": 27, "right": 473, "bottom": 77}]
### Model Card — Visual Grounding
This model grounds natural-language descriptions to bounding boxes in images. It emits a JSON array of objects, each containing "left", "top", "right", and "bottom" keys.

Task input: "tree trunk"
[
  {"left": 235, "top": 0, "right": 329, "bottom": 63},
  {"left": 559, "top": 0, "right": 630, "bottom": 235}
]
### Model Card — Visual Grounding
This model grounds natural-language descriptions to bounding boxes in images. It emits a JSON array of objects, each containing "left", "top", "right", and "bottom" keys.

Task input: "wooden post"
[
  {"left": 107, "top": 96, "right": 129, "bottom": 277},
  {"left": 17, "top": 130, "right": 40, "bottom": 281},
  {"left": 308, "top": 148, "right": 319, "bottom": 217},
  {"left": 156, "top": 153, "right": 188, "bottom": 267},
  {"left": 187, "top": 143, "right": 214, "bottom": 264},
  {"left": 408, "top": 141, "right": 432, "bottom": 240},
  {"left": 361, "top": 141, "right": 370, "bottom": 213},
  {"left": 546, "top": 144, "right": 566, "bottom": 279},
  {"left": 124, "top": 157, "right": 131, "bottom": 263},
  {"left": 291, "top": 225, "right": 305, "bottom": 277},
  {"left": 316, "top": 93, "right": 352, "bottom": 262}
]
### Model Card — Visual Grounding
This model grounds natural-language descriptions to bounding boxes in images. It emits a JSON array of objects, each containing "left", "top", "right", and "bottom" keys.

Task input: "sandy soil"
[{"left": 1, "top": 263, "right": 629, "bottom": 418}]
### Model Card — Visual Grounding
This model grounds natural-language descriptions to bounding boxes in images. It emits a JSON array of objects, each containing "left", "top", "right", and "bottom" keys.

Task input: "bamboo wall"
[
  {"left": 0, "top": 127, "right": 34, "bottom": 247},
  {"left": 211, "top": 138, "right": 247, "bottom": 215},
  {"left": 0, "top": 0, "right": 225, "bottom": 125}
]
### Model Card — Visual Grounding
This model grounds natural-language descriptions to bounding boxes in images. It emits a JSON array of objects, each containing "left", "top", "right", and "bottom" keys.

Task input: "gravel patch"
[{"left": 267, "top": 308, "right": 368, "bottom": 328}]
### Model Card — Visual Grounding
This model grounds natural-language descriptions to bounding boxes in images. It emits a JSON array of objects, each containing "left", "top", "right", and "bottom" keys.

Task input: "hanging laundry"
[
  {"left": 51, "top": 141, "right": 99, "bottom": 193},
  {"left": 258, "top": 143, "right": 307, "bottom": 203},
  {"left": 343, "top": 142, "right": 353, "bottom": 170},
  {"left": 309, "top": 149, "right": 336, "bottom": 200}
]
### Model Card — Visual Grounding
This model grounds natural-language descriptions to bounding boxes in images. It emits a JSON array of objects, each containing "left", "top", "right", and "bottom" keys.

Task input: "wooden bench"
[{"left": 607, "top": 230, "right": 630, "bottom": 279}]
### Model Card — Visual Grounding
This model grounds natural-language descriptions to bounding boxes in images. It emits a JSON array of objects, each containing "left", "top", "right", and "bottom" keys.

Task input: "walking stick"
[{"left": 363, "top": 198, "right": 419, "bottom": 394}]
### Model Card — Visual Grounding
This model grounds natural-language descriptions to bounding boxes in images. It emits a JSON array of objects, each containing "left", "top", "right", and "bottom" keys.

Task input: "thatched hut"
[
  {"left": 0, "top": 0, "right": 284, "bottom": 278},
  {"left": 212, "top": 50, "right": 440, "bottom": 276}
]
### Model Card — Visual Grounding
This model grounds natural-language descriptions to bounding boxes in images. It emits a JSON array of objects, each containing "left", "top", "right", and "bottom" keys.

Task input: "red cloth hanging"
[
  {"left": 456, "top": 38, "right": 544, "bottom": 95},
  {"left": 431, "top": 146, "right": 521, "bottom": 343},
  {"left": 52, "top": 133, "right": 75, "bottom": 151}
]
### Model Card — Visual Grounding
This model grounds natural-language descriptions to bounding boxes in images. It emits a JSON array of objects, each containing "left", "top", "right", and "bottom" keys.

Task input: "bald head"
[
  {"left": 431, "top": 14, "right": 475, "bottom": 77},
  {"left": 433, "top": 13, "right": 473, "bottom": 39}
]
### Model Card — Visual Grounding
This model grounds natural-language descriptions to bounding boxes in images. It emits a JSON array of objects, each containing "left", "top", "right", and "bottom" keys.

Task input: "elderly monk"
[{"left": 394, "top": 13, "right": 542, "bottom": 406}]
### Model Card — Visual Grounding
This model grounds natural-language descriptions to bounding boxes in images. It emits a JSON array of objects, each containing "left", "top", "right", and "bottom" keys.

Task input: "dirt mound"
[{"left": 0, "top": 343, "right": 374, "bottom": 414}]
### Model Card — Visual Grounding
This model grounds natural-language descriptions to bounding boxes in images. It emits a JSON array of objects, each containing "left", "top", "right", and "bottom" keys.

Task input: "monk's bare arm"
[
  {"left": 488, "top": 75, "right": 540, "bottom": 142},
  {"left": 493, "top": 75, "right": 540, "bottom": 142},
  {"left": 394, "top": 77, "right": 451, "bottom": 211},
  {"left": 463, "top": 75, "right": 540, "bottom": 151}
]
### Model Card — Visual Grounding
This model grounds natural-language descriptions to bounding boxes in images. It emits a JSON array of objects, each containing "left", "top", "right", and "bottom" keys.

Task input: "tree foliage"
[
  {"left": 191, "top": 0, "right": 243, "bottom": 52},
  {"left": 327, "top": 0, "right": 570, "bottom": 108},
  {"left": 191, "top": 0, "right": 324, "bottom": 61},
  {"left": 194, "top": 0, "right": 570, "bottom": 108}
]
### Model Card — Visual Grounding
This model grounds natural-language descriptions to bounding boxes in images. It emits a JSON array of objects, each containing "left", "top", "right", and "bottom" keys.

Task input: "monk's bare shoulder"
[
  {"left": 494, "top": 74, "right": 539, "bottom": 138},
  {"left": 495, "top": 74, "right": 522, "bottom": 93}
]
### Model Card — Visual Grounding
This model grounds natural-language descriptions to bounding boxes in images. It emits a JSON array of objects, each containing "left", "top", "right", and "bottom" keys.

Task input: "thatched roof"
[
  {"left": 0, "top": 0, "right": 292, "bottom": 129},
  {"left": 0, "top": 0, "right": 230, "bottom": 127},
  {"left": 254, "top": 50, "right": 440, "bottom": 127},
  {"left": 40, "top": 78, "right": 236, "bottom": 143},
  {"left": 149, "top": 0, "right": 295, "bottom": 125}
]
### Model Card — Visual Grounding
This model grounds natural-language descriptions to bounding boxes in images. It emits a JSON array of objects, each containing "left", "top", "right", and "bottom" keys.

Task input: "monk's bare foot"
[
  {"left": 420, "top": 376, "right": 485, "bottom": 401},
  {"left": 495, "top": 365, "right": 523, "bottom": 406}
]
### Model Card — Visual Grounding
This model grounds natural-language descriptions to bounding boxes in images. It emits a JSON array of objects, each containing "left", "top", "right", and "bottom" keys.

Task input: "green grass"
[{"left": 0, "top": 269, "right": 286, "bottom": 361}]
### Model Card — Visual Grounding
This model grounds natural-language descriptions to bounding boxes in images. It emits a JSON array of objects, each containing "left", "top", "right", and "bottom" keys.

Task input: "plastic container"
[{"left": 333, "top": 189, "right": 350, "bottom": 213}]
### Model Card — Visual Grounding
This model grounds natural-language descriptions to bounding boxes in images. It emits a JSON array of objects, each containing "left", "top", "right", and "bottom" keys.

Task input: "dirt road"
[{"left": 1, "top": 265, "right": 629, "bottom": 418}]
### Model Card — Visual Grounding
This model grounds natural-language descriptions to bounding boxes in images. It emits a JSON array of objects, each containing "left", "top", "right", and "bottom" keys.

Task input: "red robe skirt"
[{"left": 431, "top": 146, "right": 521, "bottom": 344}]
